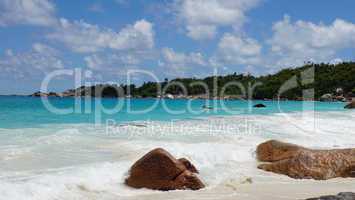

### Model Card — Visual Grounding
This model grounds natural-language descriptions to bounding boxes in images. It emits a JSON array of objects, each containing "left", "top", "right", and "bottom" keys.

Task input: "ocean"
[{"left": 0, "top": 96, "right": 354, "bottom": 200}]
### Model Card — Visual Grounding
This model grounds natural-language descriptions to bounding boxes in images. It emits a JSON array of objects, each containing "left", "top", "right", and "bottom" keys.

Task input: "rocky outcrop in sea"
[{"left": 345, "top": 101, "right": 355, "bottom": 109}]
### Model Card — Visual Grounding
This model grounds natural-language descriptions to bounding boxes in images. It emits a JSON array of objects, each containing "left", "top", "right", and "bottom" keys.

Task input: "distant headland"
[{"left": 30, "top": 62, "right": 355, "bottom": 102}]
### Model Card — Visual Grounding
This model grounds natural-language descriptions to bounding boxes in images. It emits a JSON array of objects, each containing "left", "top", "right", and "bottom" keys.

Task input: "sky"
[{"left": 0, "top": 0, "right": 355, "bottom": 94}]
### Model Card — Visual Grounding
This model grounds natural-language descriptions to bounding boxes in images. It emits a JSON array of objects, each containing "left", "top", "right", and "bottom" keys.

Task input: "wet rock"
[
  {"left": 178, "top": 158, "right": 199, "bottom": 173},
  {"left": 256, "top": 140, "right": 305, "bottom": 162},
  {"left": 344, "top": 101, "right": 355, "bottom": 109},
  {"left": 253, "top": 103, "right": 266, "bottom": 108},
  {"left": 202, "top": 105, "right": 213, "bottom": 110},
  {"left": 256, "top": 140, "right": 355, "bottom": 180},
  {"left": 305, "top": 192, "right": 355, "bottom": 200},
  {"left": 125, "top": 148, "right": 204, "bottom": 191}
]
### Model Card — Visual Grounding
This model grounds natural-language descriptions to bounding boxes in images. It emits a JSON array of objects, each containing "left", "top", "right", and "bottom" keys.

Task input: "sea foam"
[{"left": 0, "top": 111, "right": 354, "bottom": 199}]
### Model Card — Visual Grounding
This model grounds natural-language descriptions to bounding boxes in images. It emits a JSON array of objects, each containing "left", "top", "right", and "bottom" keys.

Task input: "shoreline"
[{"left": 1, "top": 94, "right": 354, "bottom": 103}]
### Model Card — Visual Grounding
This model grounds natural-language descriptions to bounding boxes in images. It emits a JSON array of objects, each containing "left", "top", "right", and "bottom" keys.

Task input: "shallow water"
[
  {"left": 0, "top": 96, "right": 347, "bottom": 128},
  {"left": 0, "top": 97, "right": 354, "bottom": 199}
]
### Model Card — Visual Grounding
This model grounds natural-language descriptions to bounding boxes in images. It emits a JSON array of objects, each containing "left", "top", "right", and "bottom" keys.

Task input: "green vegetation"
[{"left": 69, "top": 62, "right": 355, "bottom": 100}]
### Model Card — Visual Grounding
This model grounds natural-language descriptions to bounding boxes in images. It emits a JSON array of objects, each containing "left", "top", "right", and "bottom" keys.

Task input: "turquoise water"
[{"left": 0, "top": 96, "right": 347, "bottom": 128}]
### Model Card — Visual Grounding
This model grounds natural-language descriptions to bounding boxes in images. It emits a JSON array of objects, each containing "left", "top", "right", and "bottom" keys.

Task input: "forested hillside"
[
  {"left": 35, "top": 62, "right": 355, "bottom": 100},
  {"left": 131, "top": 62, "right": 355, "bottom": 99}
]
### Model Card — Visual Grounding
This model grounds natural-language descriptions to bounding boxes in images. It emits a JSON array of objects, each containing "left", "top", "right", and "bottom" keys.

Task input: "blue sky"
[{"left": 0, "top": 0, "right": 354, "bottom": 94}]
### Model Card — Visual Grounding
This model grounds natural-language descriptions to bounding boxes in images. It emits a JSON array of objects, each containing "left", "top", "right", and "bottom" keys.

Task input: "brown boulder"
[
  {"left": 256, "top": 140, "right": 355, "bottom": 180},
  {"left": 344, "top": 101, "right": 355, "bottom": 109},
  {"left": 178, "top": 158, "right": 199, "bottom": 173},
  {"left": 125, "top": 148, "right": 205, "bottom": 191},
  {"left": 256, "top": 140, "right": 305, "bottom": 162}
]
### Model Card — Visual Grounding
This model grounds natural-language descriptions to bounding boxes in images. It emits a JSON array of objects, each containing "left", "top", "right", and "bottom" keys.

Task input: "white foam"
[{"left": 0, "top": 110, "right": 355, "bottom": 199}]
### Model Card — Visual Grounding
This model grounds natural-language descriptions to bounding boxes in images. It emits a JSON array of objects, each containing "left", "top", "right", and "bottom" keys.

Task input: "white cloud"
[
  {"left": 174, "top": 0, "right": 260, "bottom": 40},
  {"left": 161, "top": 48, "right": 206, "bottom": 66},
  {"left": 212, "top": 33, "right": 262, "bottom": 66},
  {"left": 85, "top": 53, "right": 141, "bottom": 71},
  {"left": 83, "top": 49, "right": 157, "bottom": 78},
  {"left": 159, "top": 47, "right": 208, "bottom": 76},
  {"left": 0, "top": 44, "right": 64, "bottom": 79},
  {"left": 0, "top": 0, "right": 57, "bottom": 27},
  {"left": 268, "top": 16, "right": 355, "bottom": 67},
  {"left": 48, "top": 19, "right": 154, "bottom": 53},
  {"left": 32, "top": 43, "right": 59, "bottom": 56},
  {"left": 330, "top": 58, "right": 343, "bottom": 65},
  {"left": 211, "top": 16, "right": 355, "bottom": 72},
  {"left": 186, "top": 24, "right": 217, "bottom": 41}
]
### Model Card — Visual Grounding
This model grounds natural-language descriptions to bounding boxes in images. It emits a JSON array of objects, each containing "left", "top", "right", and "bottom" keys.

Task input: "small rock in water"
[
  {"left": 125, "top": 148, "right": 205, "bottom": 191},
  {"left": 344, "top": 101, "right": 355, "bottom": 109},
  {"left": 202, "top": 105, "right": 213, "bottom": 110},
  {"left": 253, "top": 103, "right": 266, "bottom": 108},
  {"left": 305, "top": 192, "right": 355, "bottom": 200}
]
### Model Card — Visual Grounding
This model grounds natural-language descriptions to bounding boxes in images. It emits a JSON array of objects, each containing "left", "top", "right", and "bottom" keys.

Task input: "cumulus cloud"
[
  {"left": 0, "top": 44, "right": 64, "bottom": 79},
  {"left": 161, "top": 48, "right": 206, "bottom": 66},
  {"left": 159, "top": 47, "right": 208, "bottom": 76},
  {"left": 173, "top": 0, "right": 260, "bottom": 40},
  {"left": 212, "top": 33, "right": 262, "bottom": 67},
  {"left": 210, "top": 16, "right": 355, "bottom": 73},
  {"left": 268, "top": 16, "right": 355, "bottom": 67},
  {"left": 83, "top": 48, "right": 208, "bottom": 79},
  {"left": 82, "top": 48, "right": 158, "bottom": 80},
  {"left": 48, "top": 19, "right": 154, "bottom": 53},
  {"left": 32, "top": 43, "right": 59, "bottom": 56},
  {"left": 85, "top": 53, "right": 141, "bottom": 71},
  {"left": 0, "top": 0, "right": 57, "bottom": 27}
]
